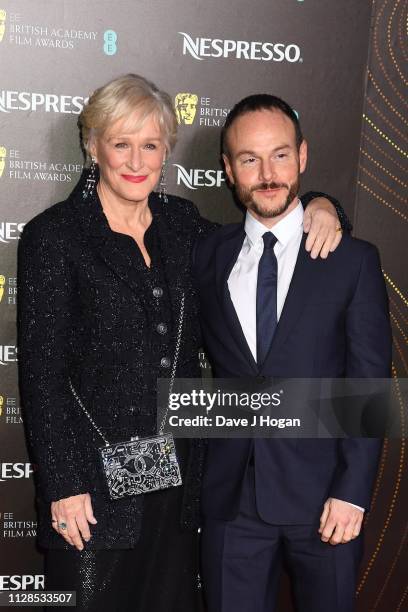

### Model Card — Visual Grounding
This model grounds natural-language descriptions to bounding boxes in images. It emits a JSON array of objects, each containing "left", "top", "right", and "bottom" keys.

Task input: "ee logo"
[{"left": 104, "top": 30, "right": 117, "bottom": 55}]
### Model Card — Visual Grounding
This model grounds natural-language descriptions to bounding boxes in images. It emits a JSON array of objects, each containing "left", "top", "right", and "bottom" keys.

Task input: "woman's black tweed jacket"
[{"left": 17, "top": 179, "right": 213, "bottom": 549}]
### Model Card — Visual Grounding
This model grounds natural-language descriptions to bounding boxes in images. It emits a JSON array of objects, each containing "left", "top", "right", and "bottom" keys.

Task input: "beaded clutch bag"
[
  {"left": 98, "top": 433, "right": 181, "bottom": 499},
  {"left": 69, "top": 295, "right": 185, "bottom": 499}
]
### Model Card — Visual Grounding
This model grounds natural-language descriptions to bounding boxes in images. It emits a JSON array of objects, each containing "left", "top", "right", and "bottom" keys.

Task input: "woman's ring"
[
  {"left": 336, "top": 226, "right": 342, "bottom": 233},
  {"left": 59, "top": 522, "right": 67, "bottom": 530}
]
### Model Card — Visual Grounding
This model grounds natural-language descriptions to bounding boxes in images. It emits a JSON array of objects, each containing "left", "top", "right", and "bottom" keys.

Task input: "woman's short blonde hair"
[{"left": 78, "top": 74, "right": 178, "bottom": 159}]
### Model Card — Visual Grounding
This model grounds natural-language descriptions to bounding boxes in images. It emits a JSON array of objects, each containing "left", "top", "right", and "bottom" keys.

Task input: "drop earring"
[
  {"left": 83, "top": 156, "right": 97, "bottom": 200},
  {"left": 159, "top": 159, "right": 168, "bottom": 203}
]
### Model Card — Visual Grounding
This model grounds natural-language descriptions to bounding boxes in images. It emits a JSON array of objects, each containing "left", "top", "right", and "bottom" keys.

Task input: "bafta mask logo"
[
  {"left": 0, "top": 10, "right": 6, "bottom": 43},
  {"left": 0, "top": 275, "right": 4, "bottom": 303},
  {"left": 175, "top": 93, "right": 198, "bottom": 125},
  {"left": 0, "top": 147, "right": 6, "bottom": 178},
  {"left": 0, "top": 395, "right": 3, "bottom": 416}
]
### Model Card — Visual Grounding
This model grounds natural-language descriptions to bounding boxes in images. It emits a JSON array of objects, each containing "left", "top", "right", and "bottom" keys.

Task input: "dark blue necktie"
[{"left": 256, "top": 232, "right": 278, "bottom": 365}]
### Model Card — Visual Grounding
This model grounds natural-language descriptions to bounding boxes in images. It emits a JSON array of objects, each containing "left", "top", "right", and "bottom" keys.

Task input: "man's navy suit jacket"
[{"left": 193, "top": 218, "right": 392, "bottom": 524}]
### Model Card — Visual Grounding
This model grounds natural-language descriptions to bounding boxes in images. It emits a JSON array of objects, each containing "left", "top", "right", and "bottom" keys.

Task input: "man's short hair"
[{"left": 222, "top": 94, "right": 303, "bottom": 156}]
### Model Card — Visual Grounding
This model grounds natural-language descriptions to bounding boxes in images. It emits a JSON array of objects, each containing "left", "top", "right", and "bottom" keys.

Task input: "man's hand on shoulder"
[
  {"left": 303, "top": 197, "right": 343, "bottom": 259},
  {"left": 319, "top": 497, "right": 364, "bottom": 545}
]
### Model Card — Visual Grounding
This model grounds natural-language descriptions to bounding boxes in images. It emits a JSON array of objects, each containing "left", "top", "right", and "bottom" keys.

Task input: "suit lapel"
[{"left": 215, "top": 226, "right": 258, "bottom": 373}]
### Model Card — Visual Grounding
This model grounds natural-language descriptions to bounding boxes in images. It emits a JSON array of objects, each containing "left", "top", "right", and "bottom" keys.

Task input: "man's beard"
[{"left": 236, "top": 178, "right": 300, "bottom": 219}]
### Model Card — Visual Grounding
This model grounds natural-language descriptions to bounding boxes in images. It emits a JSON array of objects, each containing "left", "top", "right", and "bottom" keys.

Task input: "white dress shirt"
[
  {"left": 228, "top": 201, "right": 304, "bottom": 362},
  {"left": 227, "top": 202, "right": 364, "bottom": 514}
]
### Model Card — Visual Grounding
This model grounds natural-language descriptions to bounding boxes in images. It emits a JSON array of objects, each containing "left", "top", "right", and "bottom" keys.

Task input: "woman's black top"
[{"left": 17, "top": 183, "right": 213, "bottom": 549}]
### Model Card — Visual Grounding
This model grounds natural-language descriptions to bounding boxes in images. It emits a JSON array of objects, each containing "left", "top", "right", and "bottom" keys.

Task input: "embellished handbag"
[{"left": 69, "top": 295, "right": 185, "bottom": 500}]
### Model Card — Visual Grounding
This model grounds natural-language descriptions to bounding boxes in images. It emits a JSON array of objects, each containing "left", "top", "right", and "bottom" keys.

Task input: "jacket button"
[
  {"left": 160, "top": 357, "right": 171, "bottom": 368},
  {"left": 153, "top": 287, "right": 163, "bottom": 298},
  {"left": 157, "top": 323, "right": 167, "bottom": 335}
]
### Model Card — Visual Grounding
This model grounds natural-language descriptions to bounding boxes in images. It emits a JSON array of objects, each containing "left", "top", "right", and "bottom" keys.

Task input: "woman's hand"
[
  {"left": 303, "top": 197, "right": 343, "bottom": 259},
  {"left": 51, "top": 493, "right": 97, "bottom": 551}
]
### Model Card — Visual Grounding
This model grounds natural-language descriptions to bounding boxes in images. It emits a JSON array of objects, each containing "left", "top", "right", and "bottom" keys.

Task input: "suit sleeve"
[
  {"left": 328, "top": 244, "right": 392, "bottom": 509},
  {"left": 345, "top": 244, "right": 392, "bottom": 377},
  {"left": 18, "top": 220, "right": 91, "bottom": 502}
]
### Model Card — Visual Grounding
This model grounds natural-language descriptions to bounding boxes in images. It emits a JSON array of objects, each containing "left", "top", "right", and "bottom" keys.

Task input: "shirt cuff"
[{"left": 332, "top": 497, "right": 365, "bottom": 513}]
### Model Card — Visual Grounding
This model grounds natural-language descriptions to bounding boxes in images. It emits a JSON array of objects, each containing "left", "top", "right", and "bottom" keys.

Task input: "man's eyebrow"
[
  {"left": 235, "top": 149, "right": 257, "bottom": 157},
  {"left": 235, "top": 144, "right": 291, "bottom": 157}
]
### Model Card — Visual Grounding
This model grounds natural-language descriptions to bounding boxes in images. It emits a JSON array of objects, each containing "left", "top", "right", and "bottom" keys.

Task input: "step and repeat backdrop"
[{"left": 0, "top": 0, "right": 406, "bottom": 610}]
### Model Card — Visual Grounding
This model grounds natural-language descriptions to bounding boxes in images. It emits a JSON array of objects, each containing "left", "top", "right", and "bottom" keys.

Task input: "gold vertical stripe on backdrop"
[
  {"left": 390, "top": 312, "right": 408, "bottom": 344},
  {"left": 356, "top": 1, "right": 407, "bottom": 607},
  {"left": 392, "top": 335, "right": 408, "bottom": 375},
  {"left": 365, "top": 440, "right": 389, "bottom": 521},
  {"left": 371, "top": 524, "right": 408, "bottom": 610},
  {"left": 387, "top": 0, "right": 407, "bottom": 87},
  {"left": 363, "top": 115, "right": 407, "bottom": 156},
  {"left": 367, "top": 70, "right": 407, "bottom": 125},
  {"left": 356, "top": 369, "right": 406, "bottom": 596},
  {"left": 389, "top": 298, "right": 408, "bottom": 326},
  {"left": 395, "top": 583, "right": 408, "bottom": 612},
  {"left": 373, "top": 0, "right": 408, "bottom": 107},
  {"left": 366, "top": 97, "right": 408, "bottom": 143},
  {"left": 360, "top": 150, "right": 407, "bottom": 188},
  {"left": 360, "top": 166, "right": 407, "bottom": 202},
  {"left": 357, "top": 182, "right": 408, "bottom": 220},
  {"left": 397, "top": 5, "right": 408, "bottom": 63},
  {"left": 382, "top": 271, "right": 408, "bottom": 307},
  {"left": 364, "top": 133, "right": 408, "bottom": 174}
]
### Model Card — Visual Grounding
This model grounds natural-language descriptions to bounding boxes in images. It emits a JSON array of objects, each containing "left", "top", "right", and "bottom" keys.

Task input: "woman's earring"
[
  {"left": 159, "top": 160, "right": 168, "bottom": 203},
  {"left": 83, "top": 156, "right": 97, "bottom": 200}
]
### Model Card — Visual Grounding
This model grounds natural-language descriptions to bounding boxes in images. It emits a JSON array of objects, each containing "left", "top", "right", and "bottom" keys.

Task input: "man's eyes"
[{"left": 241, "top": 153, "right": 288, "bottom": 164}]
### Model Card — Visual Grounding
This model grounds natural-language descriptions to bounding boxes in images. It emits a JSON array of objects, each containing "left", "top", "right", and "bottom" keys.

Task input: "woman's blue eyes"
[{"left": 114, "top": 143, "right": 157, "bottom": 150}]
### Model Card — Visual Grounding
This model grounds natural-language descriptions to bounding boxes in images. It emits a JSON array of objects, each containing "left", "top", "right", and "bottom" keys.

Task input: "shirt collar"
[{"left": 244, "top": 200, "right": 303, "bottom": 248}]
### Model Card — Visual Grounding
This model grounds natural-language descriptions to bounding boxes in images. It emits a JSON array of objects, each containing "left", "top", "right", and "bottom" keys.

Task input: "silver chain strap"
[
  {"left": 68, "top": 378, "right": 110, "bottom": 446},
  {"left": 158, "top": 293, "right": 185, "bottom": 434},
  {"left": 69, "top": 293, "right": 185, "bottom": 446}
]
